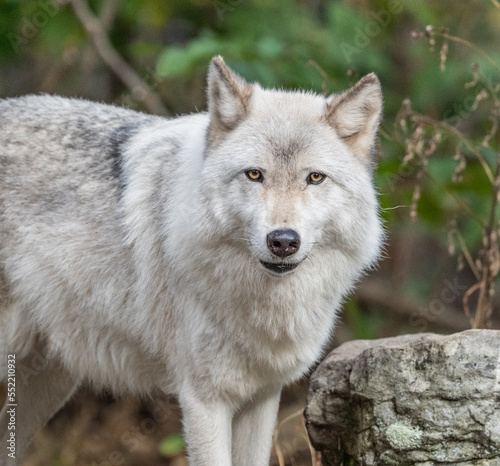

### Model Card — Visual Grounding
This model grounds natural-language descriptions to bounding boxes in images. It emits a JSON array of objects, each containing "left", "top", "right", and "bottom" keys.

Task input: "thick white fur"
[{"left": 0, "top": 56, "right": 383, "bottom": 465}]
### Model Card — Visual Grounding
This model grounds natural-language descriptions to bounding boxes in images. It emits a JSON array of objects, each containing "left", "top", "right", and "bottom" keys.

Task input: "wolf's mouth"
[{"left": 260, "top": 260, "right": 299, "bottom": 275}]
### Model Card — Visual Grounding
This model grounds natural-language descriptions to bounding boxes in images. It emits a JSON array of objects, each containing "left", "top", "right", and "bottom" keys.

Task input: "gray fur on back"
[{"left": 0, "top": 96, "right": 159, "bottom": 305}]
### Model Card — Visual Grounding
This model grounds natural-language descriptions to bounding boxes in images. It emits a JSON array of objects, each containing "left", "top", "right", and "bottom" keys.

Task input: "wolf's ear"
[
  {"left": 207, "top": 56, "right": 253, "bottom": 145},
  {"left": 326, "top": 73, "right": 382, "bottom": 163}
]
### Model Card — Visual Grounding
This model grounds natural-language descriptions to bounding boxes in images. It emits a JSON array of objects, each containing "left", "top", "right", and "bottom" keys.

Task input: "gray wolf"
[{"left": 0, "top": 56, "right": 383, "bottom": 465}]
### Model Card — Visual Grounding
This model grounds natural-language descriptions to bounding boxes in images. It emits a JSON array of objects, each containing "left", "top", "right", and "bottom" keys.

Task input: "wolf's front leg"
[
  {"left": 232, "top": 389, "right": 281, "bottom": 466},
  {"left": 179, "top": 388, "right": 232, "bottom": 466}
]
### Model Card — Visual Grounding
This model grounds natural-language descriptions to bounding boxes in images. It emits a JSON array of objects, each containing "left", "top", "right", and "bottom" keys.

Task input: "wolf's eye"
[
  {"left": 307, "top": 172, "right": 326, "bottom": 185},
  {"left": 245, "top": 169, "right": 263, "bottom": 182}
]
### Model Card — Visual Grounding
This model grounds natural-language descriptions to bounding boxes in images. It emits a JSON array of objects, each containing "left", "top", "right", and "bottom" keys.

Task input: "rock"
[{"left": 305, "top": 330, "right": 500, "bottom": 465}]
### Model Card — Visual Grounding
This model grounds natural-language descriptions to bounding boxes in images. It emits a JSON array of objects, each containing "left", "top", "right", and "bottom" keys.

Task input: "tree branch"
[
  {"left": 99, "top": 0, "right": 120, "bottom": 32},
  {"left": 70, "top": 0, "right": 169, "bottom": 115}
]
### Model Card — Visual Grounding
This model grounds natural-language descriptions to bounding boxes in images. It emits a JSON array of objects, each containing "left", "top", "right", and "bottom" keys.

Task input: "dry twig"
[{"left": 69, "top": 0, "right": 168, "bottom": 115}]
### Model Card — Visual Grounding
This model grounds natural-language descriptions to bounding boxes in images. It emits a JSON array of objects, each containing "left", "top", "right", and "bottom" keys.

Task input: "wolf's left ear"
[
  {"left": 207, "top": 56, "right": 253, "bottom": 145},
  {"left": 326, "top": 74, "right": 383, "bottom": 163}
]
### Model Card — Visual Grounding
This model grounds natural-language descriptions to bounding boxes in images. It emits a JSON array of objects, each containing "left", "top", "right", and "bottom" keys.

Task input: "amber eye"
[
  {"left": 245, "top": 169, "right": 263, "bottom": 182},
  {"left": 307, "top": 172, "right": 325, "bottom": 185}
]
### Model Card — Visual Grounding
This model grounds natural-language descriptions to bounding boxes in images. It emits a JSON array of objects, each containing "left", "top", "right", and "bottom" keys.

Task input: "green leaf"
[
  {"left": 256, "top": 36, "right": 284, "bottom": 59},
  {"left": 156, "top": 46, "right": 197, "bottom": 78}
]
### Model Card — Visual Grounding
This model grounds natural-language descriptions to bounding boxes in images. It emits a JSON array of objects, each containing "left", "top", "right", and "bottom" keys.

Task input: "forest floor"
[{"left": 8, "top": 380, "right": 315, "bottom": 466}]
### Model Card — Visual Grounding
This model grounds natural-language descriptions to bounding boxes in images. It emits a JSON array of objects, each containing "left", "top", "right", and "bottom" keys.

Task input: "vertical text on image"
[{"left": 6, "top": 354, "right": 16, "bottom": 459}]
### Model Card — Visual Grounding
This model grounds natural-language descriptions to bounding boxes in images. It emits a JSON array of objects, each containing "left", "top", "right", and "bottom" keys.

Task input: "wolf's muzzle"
[{"left": 267, "top": 229, "right": 300, "bottom": 258}]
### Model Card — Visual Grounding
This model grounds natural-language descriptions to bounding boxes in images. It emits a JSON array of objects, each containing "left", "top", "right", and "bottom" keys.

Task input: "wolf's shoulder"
[
  {"left": 0, "top": 94, "right": 154, "bottom": 116},
  {"left": 0, "top": 94, "right": 161, "bottom": 128}
]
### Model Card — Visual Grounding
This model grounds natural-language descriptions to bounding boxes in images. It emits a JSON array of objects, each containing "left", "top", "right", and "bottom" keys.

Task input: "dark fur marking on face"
[
  {"left": 275, "top": 138, "right": 303, "bottom": 162},
  {"left": 264, "top": 131, "right": 308, "bottom": 164}
]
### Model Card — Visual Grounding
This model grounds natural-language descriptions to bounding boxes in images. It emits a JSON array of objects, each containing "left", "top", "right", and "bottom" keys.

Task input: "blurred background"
[{"left": 1, "top": 0, "right": 500, "bottom": 464}]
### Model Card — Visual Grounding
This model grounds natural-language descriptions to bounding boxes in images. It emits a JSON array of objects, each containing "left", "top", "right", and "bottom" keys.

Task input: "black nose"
[{"left": 267, "top": 229, "right": 301, "bottom": 258}]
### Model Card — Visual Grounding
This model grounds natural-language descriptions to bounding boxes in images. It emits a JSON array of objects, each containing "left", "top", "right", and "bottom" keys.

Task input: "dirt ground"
[{"left": 4, "top": 380, "right": 318, "bottom": 466}]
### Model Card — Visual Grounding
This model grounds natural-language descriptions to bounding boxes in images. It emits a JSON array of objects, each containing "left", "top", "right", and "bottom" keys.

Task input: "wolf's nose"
[{"left": 267, "top": 229, "right": 301, "bottom": 258}]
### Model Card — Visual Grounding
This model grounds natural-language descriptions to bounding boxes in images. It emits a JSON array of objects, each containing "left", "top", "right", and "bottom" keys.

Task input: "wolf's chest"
[{"left": 190, "top": 298, "right": 337, "bottom": 401}]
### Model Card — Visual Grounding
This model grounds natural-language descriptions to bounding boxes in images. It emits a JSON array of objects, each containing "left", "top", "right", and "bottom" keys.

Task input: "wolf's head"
[{"left": 200, "top": 56, "right": 383, "bottom": 279}]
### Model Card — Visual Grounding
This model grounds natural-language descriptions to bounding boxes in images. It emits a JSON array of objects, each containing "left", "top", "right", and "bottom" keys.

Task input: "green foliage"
[
  {"left": 156, "top": 0, "right": 397, "bottom": 90},
  {"left": 344, "top": 299, "right": 384, "bottom": 340},
  {"left": 159, "top": 433, "right": 186, "bottom": 457}
]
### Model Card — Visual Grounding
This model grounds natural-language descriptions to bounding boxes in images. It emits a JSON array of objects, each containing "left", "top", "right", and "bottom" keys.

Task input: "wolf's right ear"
[
  {"left": 326, "top": 74, "right": 383, "bottom": 164},
  {"left": 207, "top": 56, "right": 253, "bottom": 145}
]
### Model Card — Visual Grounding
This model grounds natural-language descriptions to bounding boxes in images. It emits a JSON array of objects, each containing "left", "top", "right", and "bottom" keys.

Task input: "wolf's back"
[
  {"left": 0, "top": 95, "right": 158, "bottom": 186},
  {"left": 0, "top": 96, "right": 159, "bottom": 334},
  {"left": 0, "top": 95, "right": 159, "bottom": 221}
]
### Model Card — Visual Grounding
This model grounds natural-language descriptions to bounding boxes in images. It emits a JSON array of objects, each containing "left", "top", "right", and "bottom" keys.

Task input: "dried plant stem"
[
  {"left": 274, "top": 437, "right": 285, "bottom": 466},
  {"left": 452, "top": 227, "right": 481, "bottom": 279},
  {"left": 463, "top": 282, "right": 481, "bottom": 324},
  {"left": 398, "top": 29, "right": 500, "bottom": 330},
  {"left": 412, "top": 114, "right": 495, "bottom": 183},
  {"left": 434, "top": 31, "right": 500, "bottom": 74},
  {"left": 307, "top": 60, "right": 338, "bottom": 95},
  {"left": 423, "top": 170, "right": 485, "bottom": 227},
  {"left": 473, "top": 151, "right": 500, "bottom": 328},
  {"left": 70, "top": 0, "right": 168, "bottom": 115},
  {"left": 273, "top": 408, "right": 307, "bottom": 466},
  {"left": 473, "top": 231, "right": 494, "bottom": 329}
]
